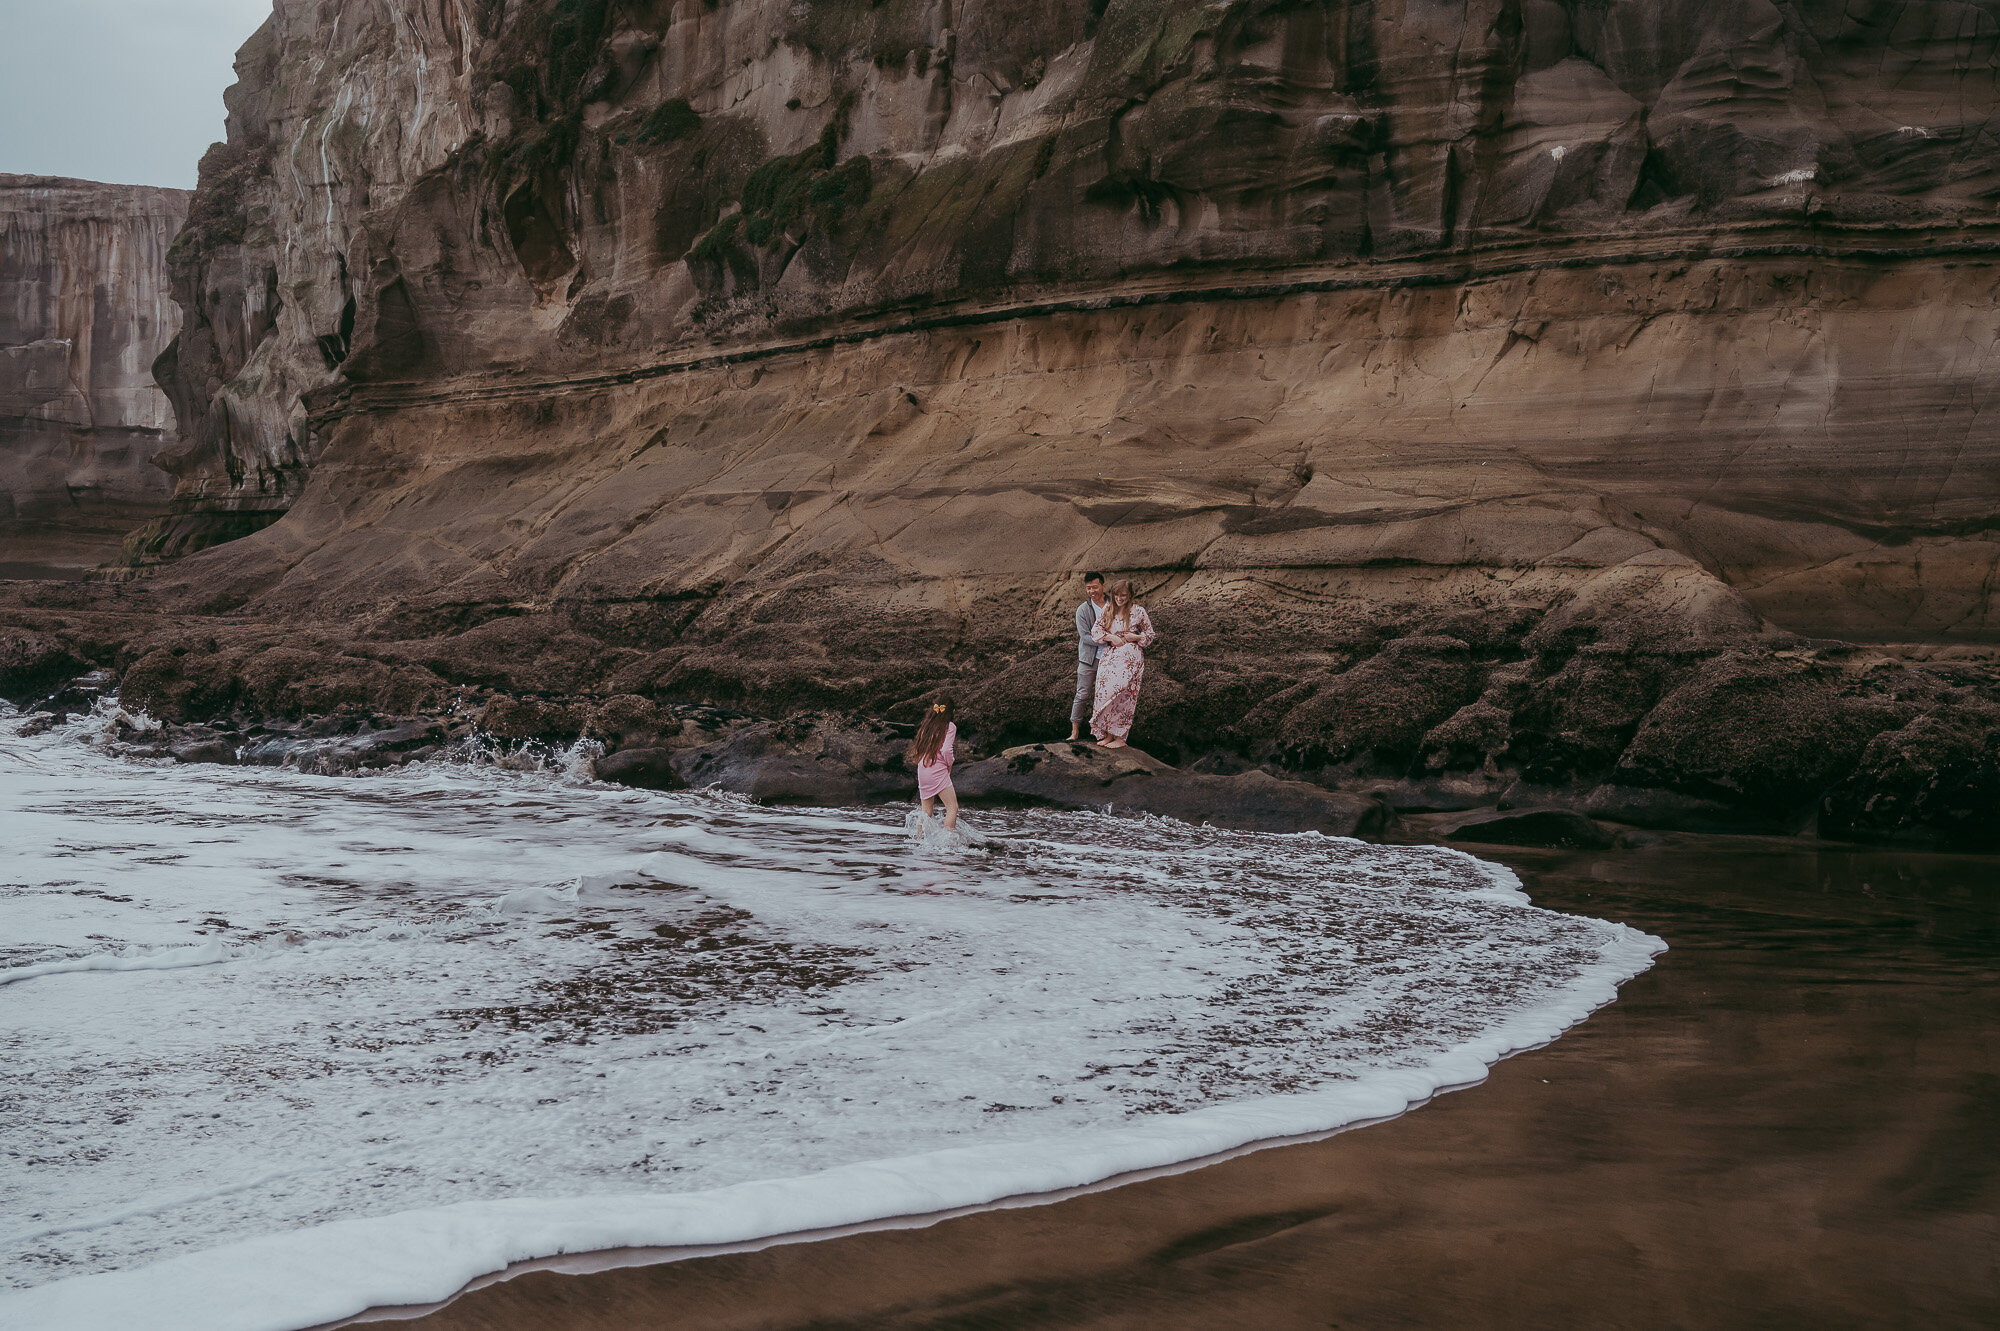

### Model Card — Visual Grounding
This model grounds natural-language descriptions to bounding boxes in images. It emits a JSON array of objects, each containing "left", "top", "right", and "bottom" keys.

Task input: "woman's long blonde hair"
[{"left": 1104, "top": 579, "right": 1134, "bottom": 631}]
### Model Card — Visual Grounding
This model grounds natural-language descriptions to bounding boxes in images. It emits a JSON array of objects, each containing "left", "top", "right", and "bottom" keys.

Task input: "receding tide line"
[
  {"left": 327, "top": 1097, "right": 1442, "bottom": 1329},
  {"left": 1, "top": 922, "right": 1663, "bottom": 1331}
]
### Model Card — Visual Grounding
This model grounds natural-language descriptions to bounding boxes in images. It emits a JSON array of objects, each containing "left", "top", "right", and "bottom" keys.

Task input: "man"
[{"left": 1067, "top": 571, "right": 1107, "bottom": 742}]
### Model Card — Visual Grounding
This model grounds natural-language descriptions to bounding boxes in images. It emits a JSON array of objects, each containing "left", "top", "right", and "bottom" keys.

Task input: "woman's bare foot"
[{"left": 1101, "top": 738, "right": 1127, "bottom": 749}]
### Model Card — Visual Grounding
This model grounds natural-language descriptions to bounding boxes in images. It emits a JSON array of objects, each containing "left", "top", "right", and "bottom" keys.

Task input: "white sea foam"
[{"left": 0, "top": 704, "right": 1663, "bottom": 1331}]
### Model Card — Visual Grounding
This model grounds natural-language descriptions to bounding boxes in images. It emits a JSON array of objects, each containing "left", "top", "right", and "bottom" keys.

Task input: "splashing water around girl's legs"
[{"left": 923, "top": 783, "right": 960, "bottom": 830}]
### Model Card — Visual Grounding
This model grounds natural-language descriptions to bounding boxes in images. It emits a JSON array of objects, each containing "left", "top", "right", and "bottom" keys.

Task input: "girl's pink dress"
[{"left": 916, "top": 722, "right": 956, "bottom": 798}]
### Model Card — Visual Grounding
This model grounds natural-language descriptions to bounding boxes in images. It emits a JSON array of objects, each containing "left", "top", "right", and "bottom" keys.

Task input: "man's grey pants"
[{"left": 1071, "top": 660, "right": 1098, "bottom": 726}]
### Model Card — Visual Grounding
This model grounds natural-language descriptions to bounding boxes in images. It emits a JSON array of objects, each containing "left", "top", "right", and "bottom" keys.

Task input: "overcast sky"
[{"left": 0, "top": 0, "right": 274, "bottom": 189}]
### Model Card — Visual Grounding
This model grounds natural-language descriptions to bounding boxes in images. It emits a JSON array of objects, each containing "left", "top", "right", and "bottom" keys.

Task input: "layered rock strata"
[
  {"left": 0, "top": 176, "right": 188, "bottom": 574},
  {"left": 5, "top": 0, "right": 1999, "bottom": 845}
]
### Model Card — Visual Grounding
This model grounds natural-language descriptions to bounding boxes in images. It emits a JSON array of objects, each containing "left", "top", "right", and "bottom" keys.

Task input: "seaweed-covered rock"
[
  {"left": 1416, "top": 660, "right": 1537, "bottom": 774},
  {"left": 1250, "top": 637, "right": 1484, "bottom": 773},
  {"left": 0, "top": 629, "right": 86, "bottom": 703},
  {"left": 118, "top": 643, "right": 245, "bottom": 722},
  {"left": 479, "top": 695, "right": 590, "bottom": 742},
  {"left": 1508, "top": 650, "right": 1683, "bottom": 784},
  {"left": 1819, "top": 711, "right": 2000, "bottom": 851},
  {"left": 1603, "top": 653, "right": 1911, "bottom": 832},
  {"left": 121, "top": 638, "right": 446, "bottom": 724}
]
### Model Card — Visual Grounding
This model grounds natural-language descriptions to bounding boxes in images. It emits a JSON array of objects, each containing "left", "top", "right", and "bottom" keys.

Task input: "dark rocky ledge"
[{"left": 4, "top": 594, "right": 1995, "bottom": 851}]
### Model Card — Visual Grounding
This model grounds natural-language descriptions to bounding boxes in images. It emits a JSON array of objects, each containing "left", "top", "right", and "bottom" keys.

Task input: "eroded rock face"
[
  {"left": 0, "top": 176, "right": 188, "bottom": 573},
  {"left": 153, "top": 0, "right": 2000, "bottom": 582},
  {"left": 8, "top": 0, "right": 1994, "bottom": 842}
]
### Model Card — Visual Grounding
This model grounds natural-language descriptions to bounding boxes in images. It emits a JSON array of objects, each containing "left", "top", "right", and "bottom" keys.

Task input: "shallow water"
[
  {"left": 0, "top": 702, "right": 1660, "bottom": 1331},
  {"left": 410, "top": 838, "right": 1995, "bottom": 1330}
]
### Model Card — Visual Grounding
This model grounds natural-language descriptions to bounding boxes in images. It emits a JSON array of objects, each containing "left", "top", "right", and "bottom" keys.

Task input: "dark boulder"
[
  {"left": 32, "top": 667, "right": 118, "bottom": 719},
  {"left": 480, "top": 694, "right": 589, "bottom": 741},
  {"left": 955, "top": 742, "right": 1383, "bottom": 837},
  {"left": 1442, "top": 808, "right": 1616, "bottom": 851},
  {"left": 0, "top": 630, "right": 86, "bottom": 704},
  {"left": 1819, "top": 711, "right": 2000, "bottom": 851},
  {"left": 170, "top": 729, "right": 241, "bottom": 765},
  {"left": 1584, "top": 783, "right": 1770, "bottom": 835},
  {"left": 594, "top": 746, "right": 686, "bottom": 791},
  {"left": 670, "top": 711, "right": 914, "bottom": 805},
  {"left": 235, "top": 718, "right": 447, "bottom": 772},
  {"left": 1241, "top": 636, "right": 1484, "bottom": 772},
  {"left": 1601, "top": 653, "right": 1911, "bottom": 833}
]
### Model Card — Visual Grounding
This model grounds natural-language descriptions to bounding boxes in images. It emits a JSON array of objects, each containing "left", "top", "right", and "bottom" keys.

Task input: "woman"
[
  {"left": 908, "top": 698, "right": 959, "bottom": 828},
  {"left": 1089, "top": 581, "right": 1156, "bottom": 749}
]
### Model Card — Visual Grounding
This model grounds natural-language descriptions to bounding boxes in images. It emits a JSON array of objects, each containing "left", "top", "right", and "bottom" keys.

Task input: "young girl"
[{"left": 908, "top": 699, "right": 959, "bottom": 828}]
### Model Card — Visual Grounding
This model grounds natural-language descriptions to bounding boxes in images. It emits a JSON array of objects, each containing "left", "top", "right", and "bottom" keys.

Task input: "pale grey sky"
[{"left": 0, "top": 0, "right": 274, "bottom": 189}]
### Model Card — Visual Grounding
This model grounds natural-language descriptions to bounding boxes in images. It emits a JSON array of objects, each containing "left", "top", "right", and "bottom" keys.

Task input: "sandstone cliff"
[
  {"left": 10, "top": 0, "right": 2000, "bottom": 844},
  {"left": 0, "top": 176, "right": 188, "bottom": 575}
]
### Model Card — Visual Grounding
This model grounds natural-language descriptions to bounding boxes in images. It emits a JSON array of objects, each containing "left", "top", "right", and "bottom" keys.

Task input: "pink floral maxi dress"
[
  {"left": 1090, "top": 606, "right": 1156, "bottom": 742},
  {"left": 916, "top": 722, "right": 956, "bottom": 798}
]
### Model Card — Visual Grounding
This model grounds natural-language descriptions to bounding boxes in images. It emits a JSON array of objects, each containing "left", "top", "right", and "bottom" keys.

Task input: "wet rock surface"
[
  {"left": 591, "top": 747, "right": 686, "bottom": 792},
  {"left": 2, "top": 601, "right": 1998, "bottom": 845},
  {"left": 956, "top": 742, "right": 1385, "bottom": 838},
  {"left": 668, "top": 713, "right": 916, "bottom": 805},
  {"left": 1441, "top": 808, "right": 1617, "bottom": 852}
]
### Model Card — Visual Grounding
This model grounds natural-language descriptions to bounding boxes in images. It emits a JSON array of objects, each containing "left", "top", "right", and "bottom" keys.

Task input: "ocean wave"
[{"left": 1, "top": 702, "right": 1664, "bottom": 1331}]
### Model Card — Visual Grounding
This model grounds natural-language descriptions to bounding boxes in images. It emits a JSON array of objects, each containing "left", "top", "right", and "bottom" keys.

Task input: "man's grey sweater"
[{"left": 1076, "top": 599, "right": 1102, "bottom": 664}]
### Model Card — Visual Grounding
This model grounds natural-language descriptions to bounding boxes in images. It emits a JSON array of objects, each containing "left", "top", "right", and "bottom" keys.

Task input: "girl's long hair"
[
  {"left": 1105, "top": 579, "right": 1134, "bottom": 631},
  {"left": 907, "top": 698, "right": 954, "bottom": 765}
]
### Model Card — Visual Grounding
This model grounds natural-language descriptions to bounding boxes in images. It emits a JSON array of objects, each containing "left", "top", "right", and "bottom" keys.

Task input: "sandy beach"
[{"left": 348, "top": 835, "right": 1998, "bottom": 1330}]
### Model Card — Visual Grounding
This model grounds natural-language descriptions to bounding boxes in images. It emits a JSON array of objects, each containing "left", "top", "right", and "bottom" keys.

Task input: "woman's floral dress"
[{"left": 1090, "top": 606, "right": 1156, "bottom": 742}]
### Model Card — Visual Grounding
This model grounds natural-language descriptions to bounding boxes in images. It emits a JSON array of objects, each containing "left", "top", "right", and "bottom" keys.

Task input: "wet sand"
[{"left": 352, "top": 837, "right": 1999, "bottom": 1330}]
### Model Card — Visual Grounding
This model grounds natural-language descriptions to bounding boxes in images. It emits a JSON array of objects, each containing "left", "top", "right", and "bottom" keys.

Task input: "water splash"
[{"left": 436, "top": 731, "right": 605, "bottom": 783}]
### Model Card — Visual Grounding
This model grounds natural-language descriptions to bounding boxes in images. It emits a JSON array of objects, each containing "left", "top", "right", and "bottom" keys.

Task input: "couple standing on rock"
[
  {"left": 905, "top": 571, "right": 1156, "bottom": 837},
  {"left": 1066, "top": 571, "right": 1157, "bottom": 750}
]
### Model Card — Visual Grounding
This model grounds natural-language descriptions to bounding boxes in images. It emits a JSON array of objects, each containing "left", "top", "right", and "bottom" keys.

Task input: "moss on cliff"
[
  {"left": 120, "top": 511, "right": 286, "bottom": 568},
  {"left": 541, "top": 0, "right": 615, "bottom": 105},
  {"left": 683, "top": 122, "right": 876, "bottom": 284},
  {"left": 636, "top": 97, "right": 700, "bottom": 145},
  {"left": 794, "top": 0, "right": 934, "bottom": 66},
  {"left": 687, "top": 212, "right": 741, "bottom": 263},
  {"left": 167, "top": 138, "right": 270, "bottom": 277}
]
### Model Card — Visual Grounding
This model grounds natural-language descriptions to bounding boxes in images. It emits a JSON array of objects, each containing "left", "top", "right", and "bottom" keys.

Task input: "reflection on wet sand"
[{"left": 362, "top": 837, "right": 1999, "bottom": 1330}]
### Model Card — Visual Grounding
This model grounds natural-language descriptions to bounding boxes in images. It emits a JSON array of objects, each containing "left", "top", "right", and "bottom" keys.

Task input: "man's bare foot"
[{"left": 1065, "top": 728, "right": 1080, "bottom": 742}]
